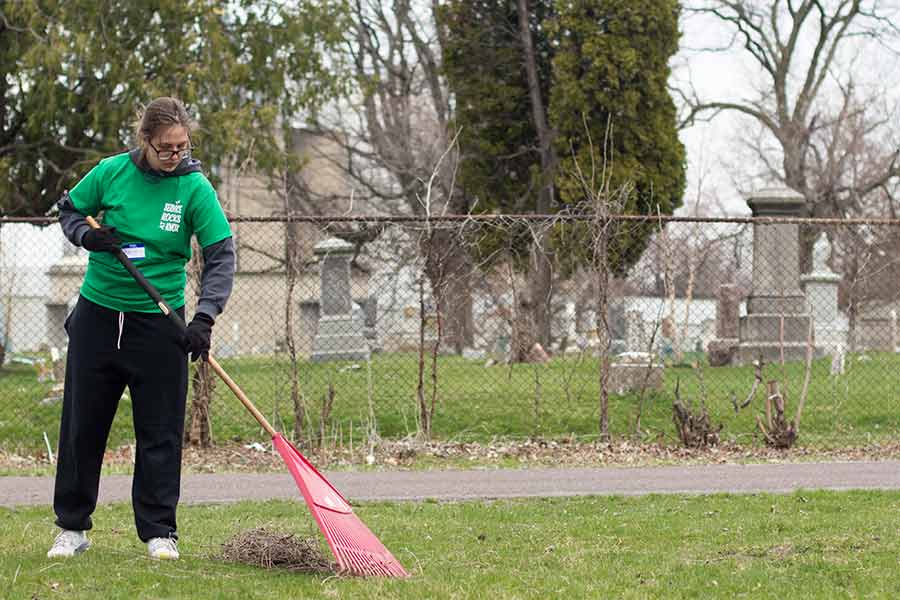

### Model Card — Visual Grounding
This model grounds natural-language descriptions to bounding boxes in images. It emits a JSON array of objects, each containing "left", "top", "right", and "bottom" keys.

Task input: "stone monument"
[
  {"left": 615, "top": 308, "right": 663, "bottom": 392},
  {"left": 800, "top": 233, "right": 847, "bottom": 354},
  {"left": 310, "top": 237, "right": 370, "bottom": 362},
  {"left": 625, "top": 310, "right": 648, "bottom": 354},
  {"left": 737, "top": 188, "right": 812, "bottom": 364},
  {"left": 608, "top": 351, "right": 664, "bottom": 395}
]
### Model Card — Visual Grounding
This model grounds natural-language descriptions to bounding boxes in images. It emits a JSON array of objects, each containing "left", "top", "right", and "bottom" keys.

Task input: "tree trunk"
[
  {"left": 184, "top": 240, "right": 214, "bottom": 447},
  {"left": 512, "top": 296, "right": 537, "bottom": 363},
  {"left": 284, "top": 192, "right": 306, "bottom": 444},
  {"left": 420, "top": 183, "right": 475, "bottom": 355},
  {"left": 517, "top": 0, "right": 556, "bottom": 348},
  {"left": 843, "top": 246, "right": 860, "bottom": 353},
  {"left": 352, "top": 0, "right": 475, "bottom": 355},
  {"left": 529, "top": 243, "right": 553, "bottom": 349},
  {"left": 185, "top": 362, "right": 214, "bottom": 447},
  {"left": 592, "top": 214, "right": 613, "bottom": 441},
  {"left": 425, "top": 227, "right": 475, "bottom": 353},
  {"left": 416, "top": 270, "right": 432, "bottom": 437},
  {"left": 597, "top": 266, "right": 611, "bottom": 441}
]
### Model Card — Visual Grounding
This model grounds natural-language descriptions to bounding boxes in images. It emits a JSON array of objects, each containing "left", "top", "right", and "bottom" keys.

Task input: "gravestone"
[
  {"left": 800, "top": 233, "right": 847, "bottom": 354},
  {"left": 737, "top": 188, "right": 812, "bottom": 364},
  {"left": 854, "top": 302, "right": 898, "bottom": 352},
  {"left": 625, "top": 310, "right": 647, "bottom": 353},
  {"left": 615, "top": 303, "right": 663, "bottom": 388},
  {"left": 707, "top": 283, "right": 740, "bottom": 366},
  {"left": 830, "top": 342, "right": 845, "bottom": 375},
  {"left": 608, "top": 352, "right": 664, "bottom": 394},
  {"left": 310, "top": 238, "right": 370, "bottom": 362},
  {"left": 603, "top": 300, "right": 625, "bottom": 339}
]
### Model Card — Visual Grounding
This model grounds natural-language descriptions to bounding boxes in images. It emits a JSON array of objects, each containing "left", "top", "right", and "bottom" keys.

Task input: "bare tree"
[
  {"left": 679, "top": 0, "right": 900, "bottom": 263},
  {"left": 279, "top": 171, "right": 308, "bottom": 444},
  {"left": 411, "top": 137, "right": 464, "bottom": 438},
  {"left": 314, "top": 0, "right": 475, "bottom": 353},
  {"left": 800, "top": 79, "right": 900, "bottom": 345},
  {"left": 833, "top": 223, "right": 900, "bottom": 350},
  {"left": 563, "top": 118, "right": 631, "bottom": 440}
]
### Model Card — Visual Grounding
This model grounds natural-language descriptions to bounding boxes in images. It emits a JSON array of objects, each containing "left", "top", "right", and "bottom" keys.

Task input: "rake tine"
[
  {"left": 341, "top": 549, "right": 367, "bottom": 576},
  {"left": 278, "top": 438, "right": 409, "bottom": 577}
]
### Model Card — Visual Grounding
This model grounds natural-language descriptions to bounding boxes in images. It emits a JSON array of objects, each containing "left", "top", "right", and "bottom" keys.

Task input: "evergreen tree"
[
  {"left": 441, "top": 0, "right": 555, "bottom": 265},
  {"left": 550, "top": 0, "right": 685, "bottom": 275},
  {"left": 0, "top": 0, "right": 346, "bottom": 216},
  {"left": 442, "top": 0, "right": 685, "bottom": 275}
]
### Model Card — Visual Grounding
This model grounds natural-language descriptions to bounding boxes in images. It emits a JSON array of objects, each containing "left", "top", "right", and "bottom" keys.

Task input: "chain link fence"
[{"left": 1, "top": 213, "right": 898, "bottom": 454}]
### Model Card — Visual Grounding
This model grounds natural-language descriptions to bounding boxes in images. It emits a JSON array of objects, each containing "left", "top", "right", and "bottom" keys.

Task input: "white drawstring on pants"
[{"left": 117, "top": 311, "right": 124, "bottom": 350}]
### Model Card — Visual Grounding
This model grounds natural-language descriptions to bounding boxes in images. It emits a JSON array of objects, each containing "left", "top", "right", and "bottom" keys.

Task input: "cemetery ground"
[
  {"left": 1, "top": 491, "right": 899, "bottom": 598},
  {"left": 1, "top": 350, "right": 899, "bottom": 470}
]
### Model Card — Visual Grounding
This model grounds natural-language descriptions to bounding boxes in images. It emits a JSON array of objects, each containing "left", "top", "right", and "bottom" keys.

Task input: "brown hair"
[{"left": 133, "top": 97, "right": 195, "bottom": 152}]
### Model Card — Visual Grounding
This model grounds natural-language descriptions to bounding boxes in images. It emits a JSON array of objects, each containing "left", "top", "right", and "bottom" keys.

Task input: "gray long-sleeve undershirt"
[
  {"left": 195, "top": 236, "right": 235, "bottom": 319},
  {"left": 58, "top": 192, "right": 235, "bottom": 320}
]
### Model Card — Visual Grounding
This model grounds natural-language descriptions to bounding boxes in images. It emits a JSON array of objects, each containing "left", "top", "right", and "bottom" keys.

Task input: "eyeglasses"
[{"left": 148, "top": 139, "right": 193, "bottom": 161}]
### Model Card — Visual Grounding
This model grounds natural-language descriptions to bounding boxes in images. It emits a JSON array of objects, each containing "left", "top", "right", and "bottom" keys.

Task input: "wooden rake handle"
[{"left": 84, "top": 215, "right": 276, "bottom": 437}]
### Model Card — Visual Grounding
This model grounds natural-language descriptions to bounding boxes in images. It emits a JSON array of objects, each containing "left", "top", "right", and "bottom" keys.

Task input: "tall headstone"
[
  {"left": 310, "top": 238, "right": 370, "bottom": 362},
  {"left": 608, "top": 299, "right": 626, "bottom": 346},
  {"left": 625, "top": 310, "right": 646, "bottom": 353},
  {"left": 707, "top": 283, "right": 740, "bottom": 366},
  {"left": 800, "top": 233, "right": 847, "bottom": 354},
  {"left": 361, "top": 297, "right": 379, "bottom": 350},
  {"left": 737, "top": 188, "right": 812, "bottom": 364}
]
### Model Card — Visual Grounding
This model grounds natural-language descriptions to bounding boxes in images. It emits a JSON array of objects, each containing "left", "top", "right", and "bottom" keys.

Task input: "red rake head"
[{"left": 273, "top": 434, "right": 410, "bottom": 578}]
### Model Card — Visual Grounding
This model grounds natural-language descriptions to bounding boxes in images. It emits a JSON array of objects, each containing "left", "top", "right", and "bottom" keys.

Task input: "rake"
[{"left": 85, "top": 216, "right": 409, "bottom": 577}]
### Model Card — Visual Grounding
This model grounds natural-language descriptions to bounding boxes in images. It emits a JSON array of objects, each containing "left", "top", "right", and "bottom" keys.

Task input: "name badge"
[{"left": 122, "top": 243, "right": 146, "bottom": 261}]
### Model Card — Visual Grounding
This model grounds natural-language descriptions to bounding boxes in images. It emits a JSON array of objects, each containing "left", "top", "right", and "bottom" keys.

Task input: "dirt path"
[{"left": 3, "top": 460, "right": 899, "bottom": 507}]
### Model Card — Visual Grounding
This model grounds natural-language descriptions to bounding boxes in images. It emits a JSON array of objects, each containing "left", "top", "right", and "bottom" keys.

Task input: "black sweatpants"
[{"left": 53, "top": 295, "right": 188, "bottom": 542}]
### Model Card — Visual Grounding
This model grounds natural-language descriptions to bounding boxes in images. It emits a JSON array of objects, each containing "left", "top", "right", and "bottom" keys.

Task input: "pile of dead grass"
[{"left": 220, "top": 527, "right": 334, "bottom": 574}]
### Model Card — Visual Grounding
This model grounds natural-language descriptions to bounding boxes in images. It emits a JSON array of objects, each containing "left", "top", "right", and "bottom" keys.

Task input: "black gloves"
[
  {"left": 184, "top": 313, "right": 215, "bottom": 362},
  {"left": 82, "top": 226, "right": 121, "bottom": 253}
]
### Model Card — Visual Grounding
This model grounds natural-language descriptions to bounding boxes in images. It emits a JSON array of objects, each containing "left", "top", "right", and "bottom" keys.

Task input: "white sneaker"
[
  {"left": 47, "top": 529, "right": 90, "bottom": 558},
  {"left": 147, "top": 536, "right": 179, "bottom": 560}
]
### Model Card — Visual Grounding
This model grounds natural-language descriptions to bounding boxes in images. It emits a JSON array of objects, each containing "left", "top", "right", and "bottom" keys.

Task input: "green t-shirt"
[{"left": 69, "top": 152, "right": 232, "bottom": 313}]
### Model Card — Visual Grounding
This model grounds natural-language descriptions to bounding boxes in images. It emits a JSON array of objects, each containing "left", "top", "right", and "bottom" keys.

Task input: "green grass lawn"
[
  {"left": 2, "top": 490, "right": 899, "bottom": 599},
  {"left": 2, "top": 349, "right": 899, "bottom": 454}
]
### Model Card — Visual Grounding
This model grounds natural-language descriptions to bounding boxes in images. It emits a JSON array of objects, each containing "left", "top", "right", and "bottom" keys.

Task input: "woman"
[{"left": 47, "top": 97, "right": 235, "bottom": 560}]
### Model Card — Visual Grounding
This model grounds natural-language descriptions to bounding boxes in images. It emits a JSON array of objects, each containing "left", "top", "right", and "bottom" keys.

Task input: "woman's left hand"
[{"left": 183, "top": 313, "right": 214, "bottom": 361}]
